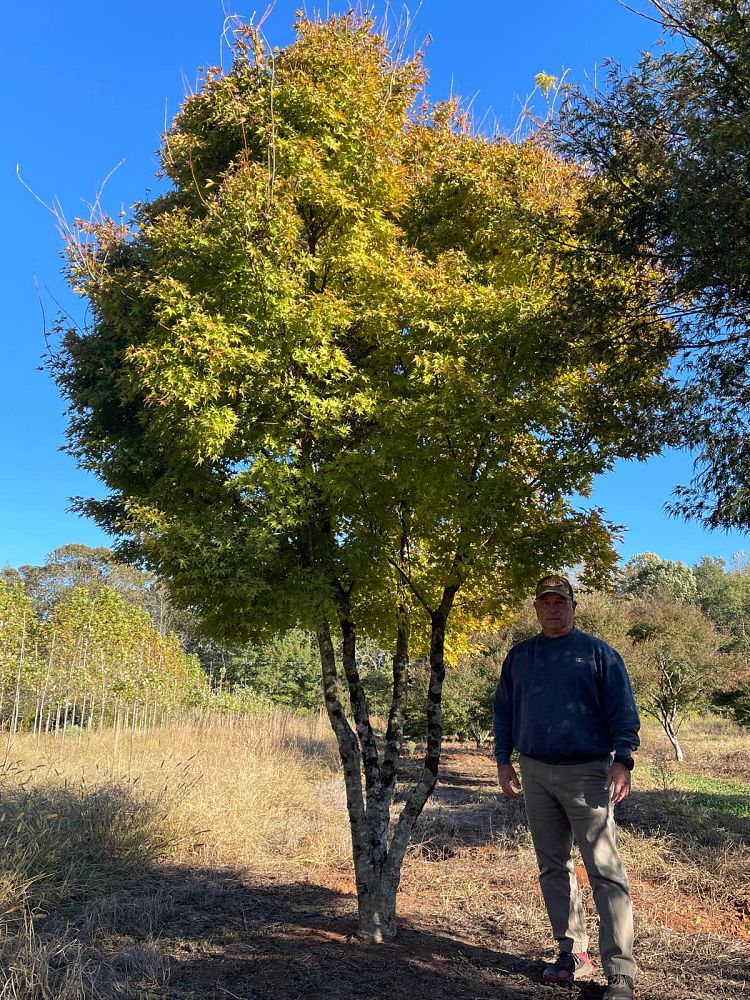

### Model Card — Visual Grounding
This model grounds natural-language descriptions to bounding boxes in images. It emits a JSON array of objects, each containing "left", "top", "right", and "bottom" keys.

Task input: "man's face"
[{"left": 534, "top": 593, "right": 576, "bottom": 638}]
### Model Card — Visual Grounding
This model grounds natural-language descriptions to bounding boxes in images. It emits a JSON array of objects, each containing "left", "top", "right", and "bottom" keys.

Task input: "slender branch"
[
  {"left": 386, "top": 555, "right": 434, "bottom": 616},
  {"left": 317, "top": 620, "right": 366, "bottom": 839},
  {"left": 650, "top": 0, "right": 745, "bottom": 93},
  {"left": 382, "top": 616, "right": 409, "bottom": 797},
  {"left": 468, "top": 432, "right": 488, "bottom": 482},
  {"left": 385, "top": 594, "right": 454, "bottom": 879}
]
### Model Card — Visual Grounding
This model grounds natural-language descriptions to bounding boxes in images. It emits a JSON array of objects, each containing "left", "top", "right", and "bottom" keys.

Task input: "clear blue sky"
[{"left": 2, "top": 1, "right": 746, "bottom": 570}]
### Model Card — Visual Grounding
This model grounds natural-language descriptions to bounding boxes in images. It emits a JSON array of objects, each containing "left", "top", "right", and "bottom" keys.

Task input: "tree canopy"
[
  {"left": 56, "top": 14, "right": 674, "bottom": 649},
  {"left": 53, "top": 12, "right": 676, "bottom": 938},
  {"left": 3, "top": 544, "right": 152, "bottom": 617},
  {"left": 558, "top": 0, "right": 750, "bottom": 530},
  {"left": 620, "top": 552, "right": 698, "bottom": 604}
]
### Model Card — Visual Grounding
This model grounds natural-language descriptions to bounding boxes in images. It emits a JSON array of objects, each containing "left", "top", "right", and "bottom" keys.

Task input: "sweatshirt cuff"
[{"left": 495, "top": 752, "right": 512, "bottom": 766}]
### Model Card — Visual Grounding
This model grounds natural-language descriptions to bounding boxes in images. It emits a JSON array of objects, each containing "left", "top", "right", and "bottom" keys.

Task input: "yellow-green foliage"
[
  {"left": 0, "top": 579, "right": 33, "bottom": 642},
  {"left": 0, "top": 581, "right": 36, "bottom": 690},
  {"left": 56, "top": 13, "right": 676, "bottom": 662},
  {"left": 0, "top": 581, "right": 207, "bottom": 728},
  {"left": 35, "top": 586, "right": 203, "bottom": 703}
]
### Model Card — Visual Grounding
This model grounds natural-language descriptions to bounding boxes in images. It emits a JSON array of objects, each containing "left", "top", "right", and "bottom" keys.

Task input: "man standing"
[{"left": 493, "top": 575, "right": 639, "bottom": 1000}]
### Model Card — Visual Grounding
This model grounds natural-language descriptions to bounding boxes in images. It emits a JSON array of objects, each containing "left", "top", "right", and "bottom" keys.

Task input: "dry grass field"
[{"left": 0, "top": 711, "right": 747, "bottom": 999}]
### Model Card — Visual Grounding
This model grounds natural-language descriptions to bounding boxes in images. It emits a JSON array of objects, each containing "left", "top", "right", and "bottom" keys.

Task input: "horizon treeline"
[{"left": 1, "top": 544, "right": 748, "bottom": 755}]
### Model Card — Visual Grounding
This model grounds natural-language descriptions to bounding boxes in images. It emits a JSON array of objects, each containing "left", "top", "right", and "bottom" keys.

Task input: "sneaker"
[
  {"left": 605, "top": 974, "right": 634, "bottom": 998},
  {"left": 542, "top": 950, "right": 594, "bottom": 984}
]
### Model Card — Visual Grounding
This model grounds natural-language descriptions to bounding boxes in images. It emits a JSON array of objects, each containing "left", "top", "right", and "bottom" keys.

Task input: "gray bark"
[
  {"left": 664, "top": 717, "right": 684, "bottom": 762},
  {"left": 318, "top": 585, "right": 456, "bottom": 940}
]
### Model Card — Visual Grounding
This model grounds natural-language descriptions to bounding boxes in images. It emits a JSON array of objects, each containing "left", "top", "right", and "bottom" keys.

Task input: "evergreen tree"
[{"left": 559, "top": 0, "right": 750, "bottom": 529}]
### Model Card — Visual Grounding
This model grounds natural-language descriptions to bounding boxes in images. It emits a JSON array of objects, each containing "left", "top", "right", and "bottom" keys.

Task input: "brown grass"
[
  {"left": 0, "top": 712, "right": 747, "bottom": 998},
  {"left": 0, "top": 709, "right": 347, "bottom": 996}
]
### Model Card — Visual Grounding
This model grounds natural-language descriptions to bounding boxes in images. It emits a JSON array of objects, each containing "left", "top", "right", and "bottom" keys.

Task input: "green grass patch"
[{"left": 675, "top": 773, "right": 750, "bottom": 820}]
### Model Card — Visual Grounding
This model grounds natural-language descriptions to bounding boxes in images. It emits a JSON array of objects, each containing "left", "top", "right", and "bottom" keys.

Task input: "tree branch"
[
  {"left": 337, "top": 610, "right": 382, "bottom": 798},
  {"left": 317, "top": 620, "right": 366, "bottom": 846},
  {"left": 386, "top": 556, "right": 434, "bottom": 616}
]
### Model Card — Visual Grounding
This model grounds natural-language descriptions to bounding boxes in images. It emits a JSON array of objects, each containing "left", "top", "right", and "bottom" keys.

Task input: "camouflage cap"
[{"left": 535, "top": 574, "right": 574, "bottom": 600}]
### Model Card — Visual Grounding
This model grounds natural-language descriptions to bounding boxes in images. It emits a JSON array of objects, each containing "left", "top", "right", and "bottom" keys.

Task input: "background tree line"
[
  {"left": 2, "top": 544, "right": 747, "bottom": 758},
  {"left": 0, "top": 544, "right": 298, "bottom": 732}
]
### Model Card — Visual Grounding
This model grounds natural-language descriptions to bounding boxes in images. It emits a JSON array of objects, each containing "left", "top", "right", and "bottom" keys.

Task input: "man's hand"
[
  {"left": 605, "top": 762, "right": 632, "bottom": 804},
  {"left": 497, "top": 763, "right": 523, "bottom": 799}
]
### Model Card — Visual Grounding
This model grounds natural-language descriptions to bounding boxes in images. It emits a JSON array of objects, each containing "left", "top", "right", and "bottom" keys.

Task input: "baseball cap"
[{"left": 535, "top": 575, "right": 574, "bottom": 600}]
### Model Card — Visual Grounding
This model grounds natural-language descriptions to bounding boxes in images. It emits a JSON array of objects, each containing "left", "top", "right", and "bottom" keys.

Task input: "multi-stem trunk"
[{"left": 317, "top": 585, "right": 455, "bottom": 940}]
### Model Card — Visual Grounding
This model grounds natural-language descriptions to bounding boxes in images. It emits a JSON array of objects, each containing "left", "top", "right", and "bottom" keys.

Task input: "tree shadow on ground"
[
  {"left": 405, "top": 746, "right": 750, "bottom": 853},
  {"left": 9, "top": 756, "right": 743, "bottom": 999},
  {"left": 61, "top": 867, "right": 606, "bottom": 1000},
  {"left": 396, "top": 747, "right": 527, "bottom": 853},
  {"left": 31, "top": 853, "right": 744, "bottom": 1000}
]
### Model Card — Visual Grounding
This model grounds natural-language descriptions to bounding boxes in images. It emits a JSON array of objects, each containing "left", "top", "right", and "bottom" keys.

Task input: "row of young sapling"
[{"left": 0, "top": 624, "right": 214, "bottom": 750}]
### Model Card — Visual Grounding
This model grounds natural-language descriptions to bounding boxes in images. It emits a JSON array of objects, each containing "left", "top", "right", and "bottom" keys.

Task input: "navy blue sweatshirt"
[{"left": 493, "top": 628, "right": 640, "bottom": 765}]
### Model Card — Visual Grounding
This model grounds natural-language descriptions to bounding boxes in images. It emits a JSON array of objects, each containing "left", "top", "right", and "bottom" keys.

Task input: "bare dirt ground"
[{"left": 34, "top": 746, "right": 750, "bottom": 999}]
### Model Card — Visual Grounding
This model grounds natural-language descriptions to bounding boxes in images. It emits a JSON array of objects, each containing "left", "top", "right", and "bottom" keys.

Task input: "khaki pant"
[{"left": 519, "top": 754, "right": 635, "bottom": 979}]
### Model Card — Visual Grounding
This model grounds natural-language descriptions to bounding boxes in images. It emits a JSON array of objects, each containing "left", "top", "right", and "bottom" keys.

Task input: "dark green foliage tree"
[
  {"left": 401, "top": 650, "right": 498, "bottom": 747},
  {"left": 559, "top": 0, "right": 750, "bottom": 529},
  {"left": 441, "top": 641, "right": 506, "bottom": 747},
  {"left": 356, "top": 640, "right": 396, "bottom": 721},
  {"left": 694, "top": 556, "right": 750, "bottom": 638},
  {"left": 53, "top": 14, "right": 674, "bottom": 938},
  {"left": 227, "top": 629, "right": 322, "bottom": 708}
]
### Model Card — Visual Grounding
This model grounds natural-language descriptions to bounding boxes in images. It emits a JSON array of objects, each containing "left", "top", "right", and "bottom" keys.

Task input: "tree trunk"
[
  {"left": 317, "top": 586, "right": 454, "bottom": 941},
  {"left": 663, "top": 717, "right": 684, "bottom": 761},
  {"left": 355, "top": 872, "right": 399, "bottom": 940},
  {"left": 318, "top": 612, "right": 405, "bottom": 940},
  {"left": 383, "top": 601, "right": 451, "bottom": 882}
]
